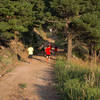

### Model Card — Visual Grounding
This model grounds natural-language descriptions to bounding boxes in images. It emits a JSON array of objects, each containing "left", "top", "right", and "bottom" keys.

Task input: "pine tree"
[
  {"left": 0, "top": 0, "right": 34, "bottom": 40},
  {"left": 50, "top": 0, "right": 100, "bottom": 61},
  {"left": 71, "top": 0, "right": 100, "bottom": 63},
  {"left": 80, "top": 12, "right": 100, "bottom": 63}
]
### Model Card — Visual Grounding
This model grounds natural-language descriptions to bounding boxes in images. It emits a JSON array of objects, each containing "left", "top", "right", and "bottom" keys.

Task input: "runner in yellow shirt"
[{"left": 27, "top": 46, "right": 34, "bottom": 58}]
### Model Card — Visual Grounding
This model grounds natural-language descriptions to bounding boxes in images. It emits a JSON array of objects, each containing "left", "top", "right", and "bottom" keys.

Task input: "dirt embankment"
[{"left": 0, "top": 40, "right": 27, "bottom": 76}]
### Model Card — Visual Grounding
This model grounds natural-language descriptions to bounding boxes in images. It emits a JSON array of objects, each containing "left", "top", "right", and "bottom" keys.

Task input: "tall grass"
[{"left": 54, "top": 56, "right": 100, "bottom": 100}]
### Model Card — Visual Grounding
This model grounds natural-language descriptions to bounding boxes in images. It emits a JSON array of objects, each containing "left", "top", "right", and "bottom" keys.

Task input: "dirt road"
[{"left": 0, "top": 56, "right": 59, "bottom": 100}]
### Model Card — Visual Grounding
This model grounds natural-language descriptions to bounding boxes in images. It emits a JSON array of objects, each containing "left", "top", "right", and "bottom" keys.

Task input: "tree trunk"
[
  {"left": 89, "top": 45, "right": 94, "bottom": 65},
  {"left": 89, "top": 45, "right": 97, "bottom": 65},
  {"left": 67, "top": 34, "right": 72, "bottom": 61},
  {"left": 65, "top": 18, "right": 72, "bottom": 61}
]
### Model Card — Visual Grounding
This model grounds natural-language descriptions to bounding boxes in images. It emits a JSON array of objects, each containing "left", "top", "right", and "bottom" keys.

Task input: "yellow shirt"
[{"left": 28, "top": 47, "right": 34, "bottom": 55}]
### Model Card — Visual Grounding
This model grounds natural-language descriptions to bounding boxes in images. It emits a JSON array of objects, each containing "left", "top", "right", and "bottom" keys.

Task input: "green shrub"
[
  {"left": 64, "top": 79, "right": 100, "bottom": 100},
  {"left": 54, "top": 57, "right": 100, "bottom": 100},
  {"left": 18, "top": 83, "right": 27, "bottom": 89}
]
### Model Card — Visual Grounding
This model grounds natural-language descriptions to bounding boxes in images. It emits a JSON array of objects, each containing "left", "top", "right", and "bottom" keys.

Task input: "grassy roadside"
[{"left": 54, "top": 56, "right": 100, "bottom": 100}]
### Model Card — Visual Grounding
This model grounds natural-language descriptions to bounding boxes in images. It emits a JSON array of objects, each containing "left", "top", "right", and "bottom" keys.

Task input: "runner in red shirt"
[{"left": 45, "top": 45, "right": 51, "bottom": 61}]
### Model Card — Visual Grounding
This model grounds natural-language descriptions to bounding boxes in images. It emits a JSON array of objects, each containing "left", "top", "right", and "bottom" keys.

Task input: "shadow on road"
[
  {"left": 33, "top": 84, "right": 60, "bottom": 100},
  {"left": 32, "top": 66, "right": 60, "bottom": 100}
]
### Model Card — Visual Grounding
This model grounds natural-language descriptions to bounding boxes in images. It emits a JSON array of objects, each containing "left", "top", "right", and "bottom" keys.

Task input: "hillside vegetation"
[
  {"left": 54, "top": 56, "right": 100, "bottom": 100},
  {"left": 0, "top": 40, "right": 28, "bottom": 76}
]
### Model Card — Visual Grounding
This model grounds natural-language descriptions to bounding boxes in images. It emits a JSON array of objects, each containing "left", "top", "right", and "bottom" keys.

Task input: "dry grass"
[
  {"left": 0, "top": 48, "right": 17, "bottom": 75},
  {"left": 71, "top": 57, "right": 100, "bottom": 72},
  {"left": 56, "top": 55, "right": 100, "bottom": 72}
]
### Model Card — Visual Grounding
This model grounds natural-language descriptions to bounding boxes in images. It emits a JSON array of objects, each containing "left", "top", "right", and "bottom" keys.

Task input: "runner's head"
[{"left": 47, "top": 45, "right": 49, "bottom": 48}]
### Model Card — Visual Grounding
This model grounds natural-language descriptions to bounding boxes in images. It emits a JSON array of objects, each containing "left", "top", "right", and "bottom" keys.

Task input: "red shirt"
[{"left": 45, "top": 47, "right": 51, "bottom": 55}]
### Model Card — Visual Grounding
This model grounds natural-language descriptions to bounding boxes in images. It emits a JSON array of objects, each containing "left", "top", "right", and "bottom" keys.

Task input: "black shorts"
[
  {"left": 46, "top": 54, "right": 50, "bottom": 57},
  {"left": 28, "top": 55, "right": 33, "bottom": 58}
]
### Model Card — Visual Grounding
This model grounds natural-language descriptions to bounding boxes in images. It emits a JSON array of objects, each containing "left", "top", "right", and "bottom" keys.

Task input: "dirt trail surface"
[{"left": 0, "top": 56, "right": 59, "bottom": 100}]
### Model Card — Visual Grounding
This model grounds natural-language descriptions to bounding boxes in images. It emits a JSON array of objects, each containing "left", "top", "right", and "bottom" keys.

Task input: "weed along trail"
[{"left": 0, "top": 56, "right": 59, "bottom": 100}]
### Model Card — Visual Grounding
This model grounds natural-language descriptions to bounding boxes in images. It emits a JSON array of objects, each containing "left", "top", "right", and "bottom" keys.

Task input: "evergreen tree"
[
  {"left": 0, "top": 0, "right": 34, "bottom": 40},
  {"left": 50, "top": 0, "right": 100, "bottom": 61},
  {"left": 71, "top": 0, "right": 100, "bottom": 63},
  {"left": 80, "top": 13, "right": 100, "bottom": 63}
]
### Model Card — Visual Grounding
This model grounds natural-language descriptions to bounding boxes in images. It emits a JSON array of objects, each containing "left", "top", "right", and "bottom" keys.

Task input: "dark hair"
[{"left": 47, "top": 45, "right": 49, "bottom": 47}]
